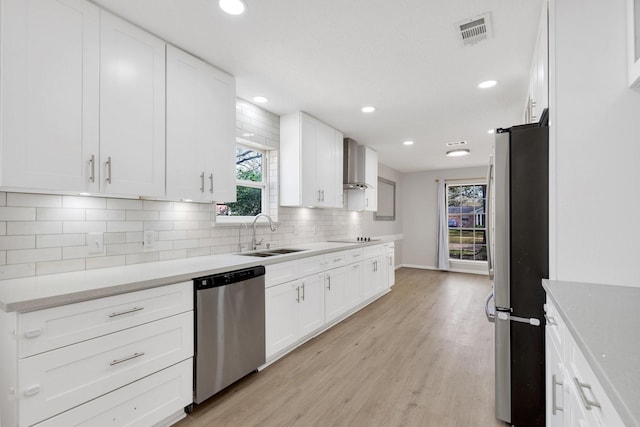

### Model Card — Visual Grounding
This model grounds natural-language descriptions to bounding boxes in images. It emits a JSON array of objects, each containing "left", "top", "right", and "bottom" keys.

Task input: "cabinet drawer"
[
  {"left": 18, "top": 282, "right": 192, "bottom": 358},
  {"left": 362, "top": 244, "right": 384, "bottom": 259},
  {"left": 324, "top": 251, "right": 348, "bottom": 269},
  {"left": 265, "top": 260, "right": 298, "bottom": 288},
  {"left": 34, "top": 359, "right": 192, "bottom": 427},
  {"left": 384, "top": 242, "right": 395, "bottom": 253},
  {"left": 298, "top": 255, "right": 325, "bottom": 277},
  {"left": 344, "top": 248, "right": 363, "bottom": 264},
  {"left": 544, "top": 298, "right": 565, "bottom": 356},
  {"left": 566, "top": 333, "right": 625, "bottom": 427},
  {"left": 19, "top": 311, "right": 193, "bottom": 427}
]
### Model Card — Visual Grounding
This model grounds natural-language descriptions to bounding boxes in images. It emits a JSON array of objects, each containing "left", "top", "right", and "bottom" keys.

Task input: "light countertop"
[
  {"left": 542, "top": 279, "right": 640, "bottom": 427},
  {"left": 0, "top": 235, "right": 401, "bottom": 313}
]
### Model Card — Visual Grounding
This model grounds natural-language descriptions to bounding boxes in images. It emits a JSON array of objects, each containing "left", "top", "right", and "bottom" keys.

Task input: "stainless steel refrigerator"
[{"left": 485, "top": 114, "right": 548, "bottom": 426}]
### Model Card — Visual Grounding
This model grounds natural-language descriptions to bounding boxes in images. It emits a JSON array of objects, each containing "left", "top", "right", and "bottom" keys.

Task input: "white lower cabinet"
[
  {"left": 265, "top": 273, "right": 324, "bottom": 359},
  {"left": 545, "top": 298, "right": 624, "bottom": 427},
  {"left": 325, "top": 266, "right": 348, "bottom": 323},
  {"left": 385, "top": 242, "right": 395, "bottom": 288},
  {"left": 33, "top": 359, "right": 192, "bottom": 427},
  {"left": 362, "top": 256, "right": 385, "bottom": 300},
  {"left": 345, "top": 262, "right": 363, "bottom": 308}
]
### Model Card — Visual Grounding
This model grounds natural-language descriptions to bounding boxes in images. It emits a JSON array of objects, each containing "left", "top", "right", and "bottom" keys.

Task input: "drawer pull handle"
[
  {"left": 108, "top": 306, "right": 144, "bottom": 318},
  {"left": 544, "top": 314, "right": 558, "bottom": 326},
  {"left": 552, "top": 374, "right": 564, "bottom": 414},
  {"left": 110, "top": 352, "right": 145, "bottom": 366},
  {"left": 574, "top": 377, "right": 601, "bottom": 410},
  {"left": 23, "top": 384, "right": 41, "bottom": 397},
  {"left": 24, "top": 328, "right": 43, "bottom": 339},
  {"left": 333, "top": 258, "right": 341, "bottom": 262}
]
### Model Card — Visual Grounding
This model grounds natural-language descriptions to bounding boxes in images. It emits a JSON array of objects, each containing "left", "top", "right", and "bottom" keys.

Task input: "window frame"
[
  {"left": 215, "top": 142, "right": 270, "bottom": 224},
  {"left": 446, "top": 181, "right": 488, "bottom": 263}
]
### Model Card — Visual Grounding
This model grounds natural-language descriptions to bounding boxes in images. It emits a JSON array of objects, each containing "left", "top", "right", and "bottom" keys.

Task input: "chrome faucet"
[{"left": 252, "top": 213, "right": 276, "bottom": 250}]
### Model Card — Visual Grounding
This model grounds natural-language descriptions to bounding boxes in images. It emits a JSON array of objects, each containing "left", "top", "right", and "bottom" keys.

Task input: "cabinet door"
[
  {"left": 265, "top": 282, "right": 298, "bottom": 358},
  {"left": 546, "top": 337, "right": 564, "bottom": 427},
  {"left": 1, "top": 0, "right": 99, "bottom": 192},
  {"left": 100, "top": 11, "right": 165, "bottom": 197},
  {"left": 362, "top": 258, "right": 378, "bottom": 300},
  {"left": 345, "top": 262, "right": 363, "bottom": 309},
  {"left": 386, "top": 253, "right": 395, "bottom": 288},
  {"left": 298, "top": 273, "right": 324, "bottom": 337},
  {"left": 166, "top": 45, "right": 208, "bottom": 201},
  {"left": 331, "top": 129, "right": 344, "bottom": 208},
  {"left": 300, "top": 113, "right": 319, "bottom": 206},
  {"left": 364, "top": 147, "right": 378, "bottom": 211},
  {"left": 315, "top": 122, "right": 334, "bottom": 207},
  {"left": 325, "top": 266, "right": 347, "bottom": 323}
]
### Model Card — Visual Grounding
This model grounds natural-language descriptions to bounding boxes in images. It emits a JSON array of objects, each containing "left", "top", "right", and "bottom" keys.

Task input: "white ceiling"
[{"left": 92, "top": 0, "right": 543, "bottom": 173}]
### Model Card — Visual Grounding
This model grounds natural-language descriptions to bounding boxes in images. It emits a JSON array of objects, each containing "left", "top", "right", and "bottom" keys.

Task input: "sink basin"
[{"left": 237, "top": 248, "right": 307, "bottom": 257}]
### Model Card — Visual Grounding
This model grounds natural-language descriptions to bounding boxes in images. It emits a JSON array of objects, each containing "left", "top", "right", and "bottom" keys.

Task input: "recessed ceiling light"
[
  {"left": 361, "top": 106, "right": 376, "bottom": 113},
  {"left": 446, "top": 149, "right": 471, "bottom": 157},
  {"left": 252, "top": 96, "right": 268, "bottom": 103},
  {"left": 219, "top": 0, "right": 247, "bottom": 15},
  {"left": 478, "top": 80, "right": 497, "bottom": 89},
  {"left": 403, "top": 140, "right": 414, "bottom": 146},
  {"left": 488, "top": 129, "right": 495, "bottom": 134}
]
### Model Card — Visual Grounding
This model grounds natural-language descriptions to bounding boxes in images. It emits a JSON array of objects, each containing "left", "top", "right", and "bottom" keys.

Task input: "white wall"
[
  {"left": 550, "top": 0, "right": 640, "bottom": 286},
  {"left": 362, "top": 163, "right": 403, "bottom": 265},
  {"left": 400, "top": 166, "right": 487, "bottom": 272}
]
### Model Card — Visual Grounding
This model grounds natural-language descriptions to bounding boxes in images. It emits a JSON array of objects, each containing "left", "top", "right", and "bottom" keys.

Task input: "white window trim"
[
  {"left": 446, "top": 181, "right": 488, "bottom": 263},
  {"left": 215, "top": 143, "right": 270, "bottom": 224}
]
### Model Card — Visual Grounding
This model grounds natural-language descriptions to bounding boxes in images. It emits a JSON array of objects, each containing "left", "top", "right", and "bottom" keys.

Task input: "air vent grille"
[
  {"left": 456, "top": 13, "right": 492, "bottom": 46},
  {"left": 446, "top": 141, "right": 468, "bottom": 147}
]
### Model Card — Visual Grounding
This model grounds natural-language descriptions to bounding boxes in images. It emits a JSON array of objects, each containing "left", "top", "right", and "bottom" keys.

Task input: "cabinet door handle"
[
  {"left": 552, "top": 374, "right": 564, "bottom": 415},
  {"left": 301, "top": 282, "right": 305, "bottom": 301},
  {"left": 200, "top": 172, "right": 205, "bottom": 192},
  {"left": 108, "top": 306, "right": 144, "bottom": 318},
  {"left": 574, "top": 377, "right": 601, "bottom": 410},
  {"left": 106, "top": 157, "right": 112, "bottom": 184},
  {"left": 296, "top": 286, "right": 300, "bottom": 303},
  {"left": 366, "top": 198, "right": 368, "bottom": 207},
  {"left": 326, "top": 275, "right": 331, "bottom": 290},
  {"left": 110, "top": 352, "right": 145, "bottom": 366},
  {"left": 544, "top": 314, "right": 557, "bottom": 326},
  {"left": 89, "top": 154, "right": 95, "bottom": 183},
  {"left": 321, "top": 190, "right": 325, "bottom": 201},
  {"left": 209, "top": 173, "right": 214, "bottom": 194},
  {"left": 24, "top": 328, "right": 43, "bottom": 339},
  {"left": 23, "top": 384, "right": 41, "bottom": 397}
]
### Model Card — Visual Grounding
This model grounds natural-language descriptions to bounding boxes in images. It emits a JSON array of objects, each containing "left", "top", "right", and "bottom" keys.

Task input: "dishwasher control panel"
[{"left": 194, "top": 265, "right": 266, "bottom": 290}]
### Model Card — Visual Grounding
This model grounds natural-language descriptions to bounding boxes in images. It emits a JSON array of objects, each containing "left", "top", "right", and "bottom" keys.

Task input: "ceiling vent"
[
  {"left": 456, "top": 13, "right": 492, "bottom": 47},
  {"left": 446, "top": 141, "right": 468, "bottom": 147}
]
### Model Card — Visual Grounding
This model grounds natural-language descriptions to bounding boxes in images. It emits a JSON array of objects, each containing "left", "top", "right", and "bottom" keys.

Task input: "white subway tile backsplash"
[
  {"left": 0, "top": 251, "right": 5, "bottom": 265},
  {"left": 106, "top": 242, "right": 143, "bottom": 255},
  {"left": 63, "top": 221, "right": 107, "bottom": 234},
  {"left": 0, "top": 207, "right": 36, "bottom": 221},
  {"left": 7, "top": 247, "right": 61, "bottom": 264},
  {"left": 148, "top": 240, "right": 173, "bottom": 252},
  {"left": 7, "top": 193, "right": 62, "bottom": 208},
  {"left": 0, "top": 263, "right": 35, "bottom": 280},
  {"left": 187, "top": 247, "right": 210, "bottom": 258},
  {"left": 37, "top": 234, "right": 86, "bottom": 248},
  {"left": 126, "top": 252, "right": 158, "bottom": 265},
  {"left": 186, "top": 211, "right": 211, "bottom": 221},
  {"left": 173, "top": 221, "right": 201, "bottom": 231},
  {"left": 174, "top": 202, "right": 200, "bottom": 212},
  {"left": 0, "top": 235, "right": 35, "bottom": 250},
  {"left": 86, "top": 209, "right": 126, "bottom": 221},
  {"left": 62, "top": 195, "right": 106, "bottom": 209},
  {"left": 159, "top": 249, "right": 187, "bottom": 261},
  {"left": 106, "top": 198, "right": 142, "bottom": 210},
  {"left": 158, "top": 210, "right": 187, "bottom": 221},
  {"left": 186, "top": 229, "right": 209, "bottom": 239},
  {"left": 86, "top": 255, "right": 125, "bottom": 270},
  {"left": 125, "top": 232, "right": 143, "bottom": 243},
  {"left": 158, "top": 230, "right": 187, "bottom": 241},
  {"left": 7, "top": 221, "right": 62, "bottom": 235},
  {"left": 0, "top": 192, "right": 6, "bottom": 206},
  {"left": 37, "top": 208, "right": 85, "bottom": 221},
  {"left": 126, "top": 210, "right": 159, "bottom": 221},
  {"left": 36, "top": 259, "right": 85, "bottom": 275},
  {"left": 107, "top": 221, "right": 143, "bottom": 232},
  {"left": 103, "top": 232, "right": 126, "bottom": 245},
  {"left": 0, "top": 222, "right": 5, "bottom": 236},
  {"left": 143, "top": 200, "right": 173, "bottom": 211},
  {"left": 62, "top": 246, "right": 94, "bottom": 260},
  {"left": 143, "top": 221, "right": 174, "bottom": 231},
  {"left": 173, "top": 239, "right": 199, "bottom": 250}
]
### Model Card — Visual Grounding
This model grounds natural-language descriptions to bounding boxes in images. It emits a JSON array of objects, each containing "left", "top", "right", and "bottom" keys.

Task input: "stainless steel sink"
[{"left": 237, "top": 248, "right": 307, "bottom": 257}]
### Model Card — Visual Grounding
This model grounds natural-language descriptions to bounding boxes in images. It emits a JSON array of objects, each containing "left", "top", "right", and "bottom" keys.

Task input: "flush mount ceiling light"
[
  {"left": 252, "top": 96, "right": 268, "bottom": 103},
  {"left": 478, "top": 80, "right": 497, "bottom": 89},
  {"left": 219, "top": 0, "right": 247, "bottom": 15},
  {"left": 403, "top": 140, "right": 414, "bottom": 146},
  {"left": 361, "top": 106, "right": 376, "bottom": 113},
  {"left": 446, "top": 149, "right": 471, "bottom": 157}
]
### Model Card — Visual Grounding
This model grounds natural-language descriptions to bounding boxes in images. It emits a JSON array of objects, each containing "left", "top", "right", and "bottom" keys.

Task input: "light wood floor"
[{"left": 176, "top": 268, "right": 505, "bottom": 427}]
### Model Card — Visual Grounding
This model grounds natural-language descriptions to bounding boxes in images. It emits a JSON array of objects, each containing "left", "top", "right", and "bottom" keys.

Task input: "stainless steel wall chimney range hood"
[{"left": 343, "top": 138, "right": 371, "bottom": 189}]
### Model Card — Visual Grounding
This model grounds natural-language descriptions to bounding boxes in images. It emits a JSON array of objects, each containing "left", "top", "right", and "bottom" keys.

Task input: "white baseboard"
[{"left": 398, "top": 264, "right": 489, "bottom": 276}]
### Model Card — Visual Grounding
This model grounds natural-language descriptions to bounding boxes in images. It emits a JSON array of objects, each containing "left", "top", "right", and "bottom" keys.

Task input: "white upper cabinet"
[
  {"left": 628, "top": 0, "right": 640, "bottom": 87},
  {"left": 166, "top": 45, "right": 236, "bottom": 202},
  {"left": 99, "top": 12, "right": 166, "bottom": 197},
  {"left": 525, "top": 0, "right": 549, "bottom": 123},
  {"left": 346, "top": 146, "right": 378, "bottom": 211},
  {"left": 0, "top": 0, "right": 100, "bottom": 192},
  {"left": 280, "top": 112, "right": 343, "bottom": 208}
]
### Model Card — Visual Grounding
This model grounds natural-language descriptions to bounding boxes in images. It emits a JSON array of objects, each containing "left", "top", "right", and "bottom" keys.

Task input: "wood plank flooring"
[{"left": 176, "top": 268, "right": 505, "bottom": 427}]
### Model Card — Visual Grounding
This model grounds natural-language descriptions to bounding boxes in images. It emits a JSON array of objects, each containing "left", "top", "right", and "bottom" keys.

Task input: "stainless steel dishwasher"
[{"left": 193, "top": 265, "right": 265, "bottom": 405}]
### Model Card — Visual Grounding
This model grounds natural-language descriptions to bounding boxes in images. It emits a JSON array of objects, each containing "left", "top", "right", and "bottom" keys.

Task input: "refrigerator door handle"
[
  {"left": 496, "top": 311, "right": 541, "bottom": 327},
  {"left": 486, "top": 157, "right": 494, "bottom": 280},
  {"left": 484, "top": 289, "right": 495, "bottom": 322}
]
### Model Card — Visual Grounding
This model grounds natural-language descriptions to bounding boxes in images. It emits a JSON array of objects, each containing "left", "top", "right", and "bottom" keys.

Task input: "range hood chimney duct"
[{"left": 343, "top": 138, "right": 370, "bottom": 189}]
